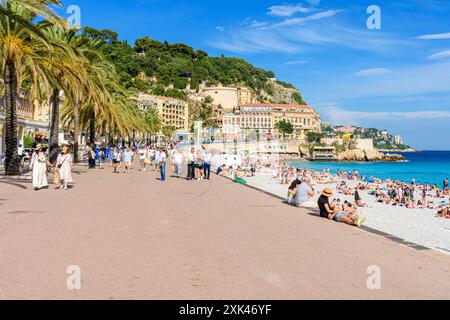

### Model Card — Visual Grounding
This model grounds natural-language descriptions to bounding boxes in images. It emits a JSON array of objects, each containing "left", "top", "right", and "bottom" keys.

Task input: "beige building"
[
  {"left": 202, "top": 86, "right": 257, "bottom": 112},
  {"left": 222, "top": 102, "right": 321, "bottom": 141},
  {"left": 0, "top": 89, "right": 49, "bottom": 154},
  {"left": 138, "top": 93, "right": 189, "bottom": 133}
]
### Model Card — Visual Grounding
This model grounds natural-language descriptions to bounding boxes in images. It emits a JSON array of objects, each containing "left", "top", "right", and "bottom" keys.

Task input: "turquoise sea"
[{"left": 289, "top": 151, "right": 450, "bottom": 187}]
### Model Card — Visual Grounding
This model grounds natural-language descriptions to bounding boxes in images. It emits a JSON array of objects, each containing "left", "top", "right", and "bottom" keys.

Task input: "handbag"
[
  {"left": 53, "top": 167, "right": 60, "bottom": 184},
  {"left": 57, "top": 155, "right": 67, "bottom": 169}
]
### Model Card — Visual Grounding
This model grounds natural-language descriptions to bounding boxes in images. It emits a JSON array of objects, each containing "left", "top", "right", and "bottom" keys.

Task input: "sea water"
[{"left": 289, "top": 151, "right": 450, "bottom": 187}]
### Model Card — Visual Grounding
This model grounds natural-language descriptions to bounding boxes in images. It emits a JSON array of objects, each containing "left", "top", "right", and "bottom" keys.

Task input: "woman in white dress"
[
  {"left": 56, "top": 145, "right": 74, "bottom": 190},
  {"left": 30, "top": 145, "right": 49, "bottom": 191}
]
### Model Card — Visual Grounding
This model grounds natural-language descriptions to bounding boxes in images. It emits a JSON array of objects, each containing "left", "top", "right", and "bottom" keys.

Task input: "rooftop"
[{"left": 241, "top": 102, "right": 314, "bottom": 110}]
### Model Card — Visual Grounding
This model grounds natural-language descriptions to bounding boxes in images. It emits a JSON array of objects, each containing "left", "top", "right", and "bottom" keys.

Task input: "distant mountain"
[{"left": 82, "top": 28, "right": 306, "bottom": 105}]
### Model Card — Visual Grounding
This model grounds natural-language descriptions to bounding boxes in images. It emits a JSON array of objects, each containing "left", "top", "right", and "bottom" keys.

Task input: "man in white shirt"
[
  {"left": 187, "top": 148, "right": 195, "bottom": 180},
  {"left": 173, "top": 149, "right": 184, "bottom": 178},
  {"left": 18, "top": 144, "right": 24, "bottom": 167},
  {"left": 295, "top": 179, "right": 317, "bottom": 209},
  {"left": 203, "top": 146, "right": 212, "bottom": 180},
  {"left": 159, "top": 148, "right": 167, "bottom": 182}
]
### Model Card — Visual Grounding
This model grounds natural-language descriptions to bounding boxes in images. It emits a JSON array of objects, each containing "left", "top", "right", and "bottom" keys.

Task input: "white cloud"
[
  {"left": 273, "top": 10, "right": 343, "bottom": 28},
  {"left": 268, "top": 4, "right": 314, "bottom": 17},
  {"left": 308, "top": 0, "right": 321, "bottom": 6},
  {"left": 354, "top": 68, "right": 391, "bottom": 77},
  {"left": 216, "top": 26, "right": 224, "bottom": 32},
  {"left": 416, "top": 32, "right": 450, "bottom": 40},
  {"left": 285, "top": 60, "right": 308, "bottom": 65},
  {"left": 428, "top": 50, "right": 450, "bottom": 60},
  {"left": 249, "top": 20, "right": 268, "bottom": 28},
  {"left": 309, "top": 62, "right": 450, "bottom": 103},
  {"left": 322, "top": 106, "right": 450, "bottom": 126},
  {"left": 213, "top": 29, "right": 303, "bottom": 54}
]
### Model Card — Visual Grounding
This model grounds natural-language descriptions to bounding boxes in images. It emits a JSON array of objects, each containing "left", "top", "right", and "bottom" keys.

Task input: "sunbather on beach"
[{"left": 318, "top": 188, "right": 366, "bottom": 227}]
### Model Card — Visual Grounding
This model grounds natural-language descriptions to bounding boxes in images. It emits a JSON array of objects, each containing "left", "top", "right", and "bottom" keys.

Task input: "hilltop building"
[{"left": 201, "top": 86, "right": 257, "bottom": 112}]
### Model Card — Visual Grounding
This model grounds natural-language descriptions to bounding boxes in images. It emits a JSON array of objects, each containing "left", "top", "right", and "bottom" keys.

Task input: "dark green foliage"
[
  {"left": 81, "top": 28, "right": 303, "bottom": 99},
  {"left": 275, "top": 120, "right": 294, "bottom": 137},
  {"left": 306, "top": 132, "right": 324, "bottom": 144},
  {"left": 292, "top": 92, "right": 305, "bottom": 104}
]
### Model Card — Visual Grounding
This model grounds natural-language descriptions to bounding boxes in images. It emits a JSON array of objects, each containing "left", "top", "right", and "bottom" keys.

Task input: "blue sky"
[{"left": 60, "top": 0, "right": 450, "bottom": 150}]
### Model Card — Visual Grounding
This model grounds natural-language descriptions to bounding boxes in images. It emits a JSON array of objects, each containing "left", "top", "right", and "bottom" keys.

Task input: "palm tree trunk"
[
  {"left": 73, "top": 100, "right": 80, "bottom": 163},
  {"left": 89, "top": 111, "right": 95, "bottom": 145},
  {"left": 4, "top": 61, "right": 20, "bottom": 176},
  {"left": 49, "top": 89, "right": 60, "bottom": 164}
]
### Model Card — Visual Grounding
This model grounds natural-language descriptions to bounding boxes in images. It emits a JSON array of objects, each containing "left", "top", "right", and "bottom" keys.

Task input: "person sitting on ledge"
[
  {"left": 295, "top": 178, "right": 317, "bottom": 209},
  {"left": 287, "top": 179, "right": 302, "bottom": 206},
  {"left": 318, "top": 188, "right": 366, "bottom": 227}
]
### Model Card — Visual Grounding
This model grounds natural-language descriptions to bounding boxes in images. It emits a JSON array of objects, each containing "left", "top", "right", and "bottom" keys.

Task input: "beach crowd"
[{"left": 258, "top": 159, "right": 450, "bottom": 220}]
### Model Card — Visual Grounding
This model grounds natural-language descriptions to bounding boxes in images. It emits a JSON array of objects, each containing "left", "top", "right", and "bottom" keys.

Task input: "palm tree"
[
  {"left": 0, "top": 0, "right": 66, "bottom": 175},
  {"left": 35, "top": 26, "right": 86, "bottom": 164},
  {"left": 161, "top": 125, "right": 176, "bottom": 142},
  {"left": 144, "top": 108, "right": 162, "bottom": 145}
]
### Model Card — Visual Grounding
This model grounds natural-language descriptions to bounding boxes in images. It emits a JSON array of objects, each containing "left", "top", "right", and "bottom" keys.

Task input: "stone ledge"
[{"left": 0, "top": 175, "right": 32, "bottom": 181}]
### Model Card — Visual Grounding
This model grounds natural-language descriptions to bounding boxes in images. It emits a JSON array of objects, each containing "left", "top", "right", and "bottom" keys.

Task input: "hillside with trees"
[{"left": 81, "top": 28, "right": 306, "bottom": 104}]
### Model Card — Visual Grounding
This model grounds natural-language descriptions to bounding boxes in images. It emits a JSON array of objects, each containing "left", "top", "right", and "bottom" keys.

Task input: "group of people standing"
[
  {"left": 186, "top": 146, "right": 212, "bottom": 181},
  {"left": 86, "top": 144, "right": 213, "bottom": 183}
]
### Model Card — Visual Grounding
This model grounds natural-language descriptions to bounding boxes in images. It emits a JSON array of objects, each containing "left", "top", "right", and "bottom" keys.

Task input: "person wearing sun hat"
[
  {"left": 29, "top": 144, "right": 49, "bottom": 191},
  {"left": 317, "top": 187, "right": 367, "bottom": 227}
]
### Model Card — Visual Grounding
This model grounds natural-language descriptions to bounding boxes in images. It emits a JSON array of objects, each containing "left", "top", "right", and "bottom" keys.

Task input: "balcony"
[{"left": 0, "top": 95, "right": 34, "bottom": 120}]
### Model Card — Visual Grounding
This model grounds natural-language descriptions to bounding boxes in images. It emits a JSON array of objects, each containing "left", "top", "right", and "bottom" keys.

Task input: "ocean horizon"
[{"left": 289, "top": 150, "right": 450, "bottom": 187}]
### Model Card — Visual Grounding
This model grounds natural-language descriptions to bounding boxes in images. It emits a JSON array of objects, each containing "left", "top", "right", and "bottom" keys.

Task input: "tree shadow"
[{"left": 0, "top": 181, "right": 29, "bottom": 190}]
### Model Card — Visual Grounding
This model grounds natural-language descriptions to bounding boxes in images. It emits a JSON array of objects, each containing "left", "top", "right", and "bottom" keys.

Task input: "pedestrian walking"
[
  {"left": 203, "top": 146, "right": 212, "bottom": 180},
  {"left": 30, "top": 144, "right": 49, "bottom": 191},
  {"left": 56, "top": 145, "right": 74, "bottom": 190},
  {"left": 173, "top": 148, "right": 183, "bottom": 178},
  {"left": 187, "top": 147, "right": 195, "bottom": 180},
  {"left": 159, "top": 147, "right": 167, "bottom": 182}
]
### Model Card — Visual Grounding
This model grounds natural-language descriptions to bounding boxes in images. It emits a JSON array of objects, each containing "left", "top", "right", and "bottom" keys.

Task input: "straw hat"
[
  {"left": 321, "top": 188, "right": 334, "bottom": 197},
  {"left": 34, "top": 144, "right": 43, "bottom": 150}
]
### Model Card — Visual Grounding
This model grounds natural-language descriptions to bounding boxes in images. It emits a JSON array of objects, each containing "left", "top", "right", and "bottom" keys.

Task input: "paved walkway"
[{"left": 0, "top": 165, "right": 449, "bottom": 300}]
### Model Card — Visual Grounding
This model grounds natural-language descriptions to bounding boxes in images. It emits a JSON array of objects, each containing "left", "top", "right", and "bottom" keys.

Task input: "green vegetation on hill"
[
  {"left": 321, "top": 124, "right": 411, "bottom": 150},
  {"left": 81, "top": 28, "right": 304, "bottom": 103}
]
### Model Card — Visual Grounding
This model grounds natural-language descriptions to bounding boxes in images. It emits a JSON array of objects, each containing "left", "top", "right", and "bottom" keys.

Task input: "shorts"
[
  {"left": 195, "top": 163, "right": 203, "bottom": 169},
  {"left": 334, "top": 212, "right": 349, "bottom": 222},
  {"left": 113, "top": 159, "right": 120, "bottom": 164}
]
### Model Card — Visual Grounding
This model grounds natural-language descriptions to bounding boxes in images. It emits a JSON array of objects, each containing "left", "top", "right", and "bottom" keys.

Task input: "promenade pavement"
[{"left": 0, "top": 164, "right": 449, "bottom": 299}]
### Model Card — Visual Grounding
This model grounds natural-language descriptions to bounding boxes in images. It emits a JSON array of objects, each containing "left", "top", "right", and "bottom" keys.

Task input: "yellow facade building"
[
  {"left": 0, "top": 86, "right": 49, "bottom": 154},
  {"left": 222, "top": 102, "right": 321, "bottom": 141},
  {"left": 138, "top": 93, "right": 189, "bottom": 133}
]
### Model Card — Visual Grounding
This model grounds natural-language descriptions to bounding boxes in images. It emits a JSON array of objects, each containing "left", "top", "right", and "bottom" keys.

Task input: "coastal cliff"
[{"left": 338, "top": 149, "right": 406, "bottom": 162}]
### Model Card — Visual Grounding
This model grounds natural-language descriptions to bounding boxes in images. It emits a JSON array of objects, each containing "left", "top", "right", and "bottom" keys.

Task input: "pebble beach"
[{"left": 244, "top": 170, "right": 450, "bottom": 255}]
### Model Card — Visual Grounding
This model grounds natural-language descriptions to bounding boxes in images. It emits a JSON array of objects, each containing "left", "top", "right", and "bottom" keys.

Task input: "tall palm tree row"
[
  {"left": 1, "top": 0, "right": 148, "bottom": 173},
  {"left": 0, "top": 0, "right": 66, "bottom": 175}
]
